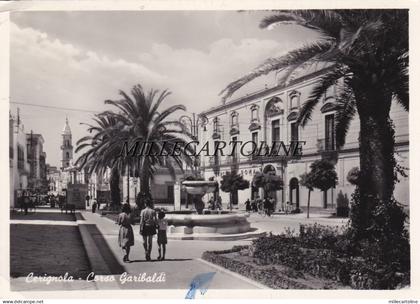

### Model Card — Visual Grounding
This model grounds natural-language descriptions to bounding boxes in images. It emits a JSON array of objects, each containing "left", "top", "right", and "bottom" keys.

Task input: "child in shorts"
[{"left": 156, "top": 210, "right": 168, "bottom": 260}]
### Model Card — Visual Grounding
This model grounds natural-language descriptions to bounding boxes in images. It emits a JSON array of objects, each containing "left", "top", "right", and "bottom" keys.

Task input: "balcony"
[{"left": 317, "top": 138, "right": 338, "bottom": 163}]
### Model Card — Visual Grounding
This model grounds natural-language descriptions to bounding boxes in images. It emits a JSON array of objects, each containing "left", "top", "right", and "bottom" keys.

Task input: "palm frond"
[
  {"left": 334, "top": 82, "right": 357, "bottom": 148},
  {"left": 297, "top": 65, "right": 349, "bottom": 126},
  {"left": 220, "top": 41, "right": 334, "bottom": 103}
]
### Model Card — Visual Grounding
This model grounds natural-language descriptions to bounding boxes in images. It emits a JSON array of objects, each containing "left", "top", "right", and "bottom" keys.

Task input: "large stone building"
[
  {"left": 9, "top": 111, "right": 30, "bottom": 207},
  {"left": 199, "top": 68, "right": 409, "bottom": 212}
]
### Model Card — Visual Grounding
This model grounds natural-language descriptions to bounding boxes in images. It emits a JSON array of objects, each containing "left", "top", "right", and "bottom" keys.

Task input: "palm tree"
[
  {"left": 75, "top": 114, "right": 130, "bottom": 208},
  {"left": 221, "top": 10, "right": 408, "bottom": 238},
  {"left": 103, "top": 84, "right": 195, "bottom": 207}
]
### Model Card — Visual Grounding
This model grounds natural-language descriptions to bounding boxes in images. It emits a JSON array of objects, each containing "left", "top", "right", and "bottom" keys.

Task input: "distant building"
[
  {"left": 46, "top": 164, "right": 60, "bottom": 193},
  {"left": 26, "top": 132, "right": 48, "bottom": 192},
  {"left": 121, "top": 166, "right": 188, "bottom": 207},
  {"left": 9, "top": 110, "right": 30, "bottom": 207}
]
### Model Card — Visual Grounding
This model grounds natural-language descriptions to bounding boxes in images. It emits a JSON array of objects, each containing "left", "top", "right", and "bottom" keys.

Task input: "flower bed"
[
  {"left": 202, "top": 224, "right": 410, "bottom": 289},
  {"left": 202, "top": 246, "right": 324, "bottom": 289}
]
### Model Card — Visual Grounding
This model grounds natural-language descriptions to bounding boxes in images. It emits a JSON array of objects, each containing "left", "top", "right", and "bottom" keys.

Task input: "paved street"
[
  {"left": 80, "top": 211, "right": 259, "bottom": 290},
  {"left": 10, "top": 207, "right": 349, "bottom": 291}
]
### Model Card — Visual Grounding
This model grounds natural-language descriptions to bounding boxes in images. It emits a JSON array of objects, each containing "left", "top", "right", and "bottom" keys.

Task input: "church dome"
[{"left": 62, "top": 117, "right": 72, "bottom": 135}]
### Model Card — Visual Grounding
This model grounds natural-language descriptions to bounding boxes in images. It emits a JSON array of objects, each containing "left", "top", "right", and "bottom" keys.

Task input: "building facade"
[
  {"left": 199, "top": 68, "right": 409, "bottom": 212},
  {"left": 26, "top": 133, "right": 48, "bottom": 192},
  {"left": 9, "top": 111, "right": 30, "bottom": 207}
]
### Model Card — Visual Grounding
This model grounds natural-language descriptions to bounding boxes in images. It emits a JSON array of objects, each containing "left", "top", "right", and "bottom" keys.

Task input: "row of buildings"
[
  {"left": 9, "top": 110, "right": 48, "bottom": 207},
  {"left": 198, "top": 68, "right": 409, "bottom": 212}
]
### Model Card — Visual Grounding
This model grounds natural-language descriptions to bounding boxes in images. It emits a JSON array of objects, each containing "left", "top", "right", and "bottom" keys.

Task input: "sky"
[{"left": 10, "top": 11, "right": 319, "bottom": 168}]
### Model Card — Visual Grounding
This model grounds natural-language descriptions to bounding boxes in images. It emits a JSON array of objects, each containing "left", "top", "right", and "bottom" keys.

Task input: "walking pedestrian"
[
  {"left": 244, "top": 199, "right": 251, "bottom": 212},
  {"left": 118, "top": 203, "right": 134, "bottom": 262},
  {"left": 23, "top": 191, "right": 29, "bottom": 215},
  {"left": 263, "top": 197, "right": 269, "bottom": 216},
  {"left": 156, "top": 209, "right": 168, "bottom": 261},
  {"left": 216, "top": 195, "right": 223, "bottom": 210},
  {"left": 92, "top": 200, "right": 97, "bottom": 213},
  {"left": 140, "top": 198, "right": 157, "bottom": 261}
]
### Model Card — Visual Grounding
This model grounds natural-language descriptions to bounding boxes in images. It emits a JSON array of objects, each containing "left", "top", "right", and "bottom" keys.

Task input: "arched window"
[
  {"left": 66, "top": 152, "right": 70, "bottom": 159},
  {"left": 265, "top": 96, "right": 283, "bottom": 117},
  {"left": 289, "top": 91, "right": 300, "bottom": 110},
  {"left": 290, "top": 95, "right": 299, "bottom": 109}
]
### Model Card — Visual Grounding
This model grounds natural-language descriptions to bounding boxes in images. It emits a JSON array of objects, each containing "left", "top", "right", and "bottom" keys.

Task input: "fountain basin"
[{"left": 166, "top": 213, "right": 251, "bottom": 235}]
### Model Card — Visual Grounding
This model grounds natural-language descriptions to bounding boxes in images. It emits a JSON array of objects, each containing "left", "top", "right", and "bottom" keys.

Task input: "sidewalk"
[{"left": 80, "top": 211, "right": 263, "bottom": 290}]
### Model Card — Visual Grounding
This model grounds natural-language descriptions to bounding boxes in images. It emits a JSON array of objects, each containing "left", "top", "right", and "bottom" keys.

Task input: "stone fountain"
[{"left": 165, "top": 180, "right": 265, "bottom": 240}]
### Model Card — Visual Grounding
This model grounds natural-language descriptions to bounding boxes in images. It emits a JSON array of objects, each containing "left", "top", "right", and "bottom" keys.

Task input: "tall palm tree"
[
  {"left": 221, "top": 10, "right": 408, "bottom": 238},
  {"left": 75, "top": 114, "right": 130, "bottom": 208},
  {"left": 103, "top": 84, "right": 195, "bottom": 207}
]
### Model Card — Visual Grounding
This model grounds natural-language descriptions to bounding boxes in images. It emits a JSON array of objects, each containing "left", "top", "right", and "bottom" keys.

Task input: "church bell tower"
[{"left": 61, "top": 117, "right": 73, "bottom": 170}]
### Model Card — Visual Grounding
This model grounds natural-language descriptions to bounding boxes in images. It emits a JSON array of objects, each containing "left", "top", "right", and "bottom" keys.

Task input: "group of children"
[{"left": 117, "top": 201, "right": 168, "bottom": 263}]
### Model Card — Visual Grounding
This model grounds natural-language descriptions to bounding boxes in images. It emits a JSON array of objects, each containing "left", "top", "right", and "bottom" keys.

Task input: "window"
[
  {"left": 290, "top": 95, "right": 299, "bottom": 109},
  {"left": 325, "top": 114, "right": 335, "bottom": 150},
  {"left": 272, "top": 119, "right": 280, "bottom": 143},
  {"left": 231, "top": 112, "right": 238, "bottom": 127},
  {"left": 324, "top": 85, "right": 336, "bottom": 101},
  {"left": 291, "top": 122, "right": 299, "bottom": 142},
  {"left": 250, "top": 105, "right": 259, "bottom": 122},
  {"left": 213, "top": 118, "right": 219, "bottom": 133},
  {"left": 289, "top": 91, "right": 300, "bottom": 110},
  {"left": 66, "top": 152, "right": 70, "bottom": 159}
]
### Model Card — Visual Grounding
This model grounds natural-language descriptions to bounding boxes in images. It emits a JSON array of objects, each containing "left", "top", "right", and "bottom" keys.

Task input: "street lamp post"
[
  {"left": 179, "top": 113, "right": 208, "bottom": 141},
  {"left": 179, "top": 113, "right": 208, "bottom": 176}
]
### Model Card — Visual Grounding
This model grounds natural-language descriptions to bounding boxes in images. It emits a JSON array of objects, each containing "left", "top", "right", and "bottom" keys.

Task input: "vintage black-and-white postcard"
[{"left": 0, "top": 0, "right": 419, "bottom": 302}]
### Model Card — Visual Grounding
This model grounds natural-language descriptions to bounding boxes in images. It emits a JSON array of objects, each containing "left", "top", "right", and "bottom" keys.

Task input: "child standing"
[{"left": 156, "top": 210, "right": 168, "bottom": 261}]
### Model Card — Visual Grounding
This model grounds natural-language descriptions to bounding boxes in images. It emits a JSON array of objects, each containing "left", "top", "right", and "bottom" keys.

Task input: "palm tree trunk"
[
  {"left": 354, "top": 88, "right": 396, "bottom": 236},
  {"left": 110, "top": 166, "right": 121, "bottom": 209},
  {"left": 140, "top": 159, "right": 152, "bottom": 206}
]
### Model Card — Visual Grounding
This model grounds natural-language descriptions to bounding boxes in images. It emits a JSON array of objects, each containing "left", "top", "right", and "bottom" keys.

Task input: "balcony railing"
[
  {"left": 317, "top": 138, "right": 338, "bottom": 163},
  {"left": 317, "top": 138, "right": 336, "bottom": 152}
]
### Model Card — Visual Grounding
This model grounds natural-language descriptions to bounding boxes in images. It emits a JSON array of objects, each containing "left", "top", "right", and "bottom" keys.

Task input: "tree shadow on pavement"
[{"left": 85, "top": 224, "right": 126, "bottom": 275}]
